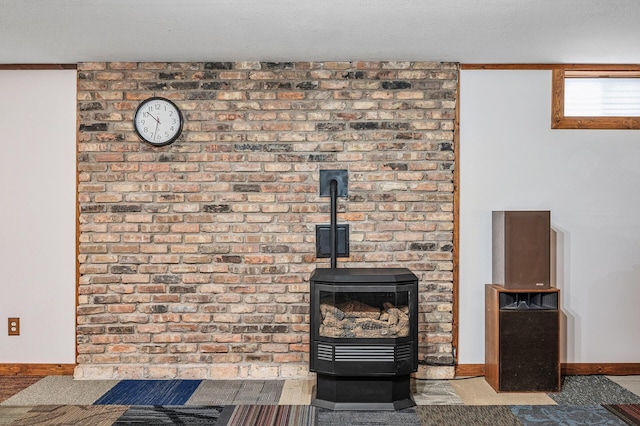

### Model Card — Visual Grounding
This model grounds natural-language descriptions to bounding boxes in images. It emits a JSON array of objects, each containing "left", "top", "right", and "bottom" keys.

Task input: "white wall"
[
  {"left": 459, "top": 69, "right": 640, "bottom": 364},
  {"left": 2, "top": 68, "right": 638, "bottom": 366},
  {"left": 0, "top": 70, "right": 76, "bottom": 363}
]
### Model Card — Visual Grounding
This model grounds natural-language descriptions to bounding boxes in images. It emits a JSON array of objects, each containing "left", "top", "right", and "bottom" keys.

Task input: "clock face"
[{"left": 134, "top": 97, "right": 183, "bottom": 146}]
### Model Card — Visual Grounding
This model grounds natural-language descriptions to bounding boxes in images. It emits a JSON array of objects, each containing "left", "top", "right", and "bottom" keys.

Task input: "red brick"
[{"left": 77, "top": 60, "right": 457, "bottom": 380}]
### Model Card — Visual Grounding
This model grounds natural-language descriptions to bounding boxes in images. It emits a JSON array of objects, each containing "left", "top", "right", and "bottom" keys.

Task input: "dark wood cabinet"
[
  {"left": 485, "top": 284, "right": 560, "bottom": 392},
  {"left": 492, "top": 210, "right": 551, "bottom": 289}
]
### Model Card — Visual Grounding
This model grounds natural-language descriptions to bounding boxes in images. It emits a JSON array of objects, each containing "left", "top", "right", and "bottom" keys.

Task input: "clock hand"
[
  {"left": 147, "top": 112, "right": 160, "bottom": 124},
  {"left": 151, "top": 120, "right": 160, "bottom": 141}
]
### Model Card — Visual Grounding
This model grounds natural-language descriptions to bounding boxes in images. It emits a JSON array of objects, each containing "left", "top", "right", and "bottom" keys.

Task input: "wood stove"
[
  {"left": 310, "top": 170, "right": 418, "bottom": 410},
  {"left": 310, "top": 267, "right": 418, "bottom": 410}
]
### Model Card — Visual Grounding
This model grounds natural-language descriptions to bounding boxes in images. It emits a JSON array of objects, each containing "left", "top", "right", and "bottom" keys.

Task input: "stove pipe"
[
  {"left": 318, "top": 169, "right": 348, "bottom": 266},
  {"left": 329, "top": 178, "right": 338, "bottom": 269}
]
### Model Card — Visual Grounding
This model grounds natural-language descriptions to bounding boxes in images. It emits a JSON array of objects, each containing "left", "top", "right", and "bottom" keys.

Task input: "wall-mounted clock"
[{"left": 133, "top": 97, "right": 183, "bottom": 146}]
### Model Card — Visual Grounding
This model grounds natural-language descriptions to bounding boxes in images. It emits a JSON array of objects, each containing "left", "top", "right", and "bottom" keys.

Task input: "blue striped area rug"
[
  {"left": 221, "top": 405, "right": 316, "bottom": 426},
  {"left": 94, "top": 380, "right": 202, "bottom": 405}
]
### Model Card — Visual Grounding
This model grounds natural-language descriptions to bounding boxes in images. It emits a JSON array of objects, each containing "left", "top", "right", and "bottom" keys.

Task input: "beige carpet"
[
  {"left": 278, "top": 379, "right": 314, "bottom": 405},
  {"left": 0, "top": 376, "right": 119, "bottom": 406},
  {"left": 449, "top": 377, "right": 556, "bottom": 405},
  {"left": 608, "top": 375, "right": 640, "bottom": 397}
]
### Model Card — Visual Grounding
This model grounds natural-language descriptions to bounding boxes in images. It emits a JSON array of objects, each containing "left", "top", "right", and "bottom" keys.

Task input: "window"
[{"left": 552, "top": 67, "right": 640, "bottom": 129}]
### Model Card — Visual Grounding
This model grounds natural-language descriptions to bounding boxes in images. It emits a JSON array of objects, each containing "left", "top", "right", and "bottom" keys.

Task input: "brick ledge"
[
  {"left": 74, "top": 363, "right": 314, "bottom": 380},
  {"left": 74, "top": 363, "right": 456, "bottom": 380}
]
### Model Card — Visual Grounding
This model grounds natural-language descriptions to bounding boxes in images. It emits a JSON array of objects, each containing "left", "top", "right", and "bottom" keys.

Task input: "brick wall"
[{"left": 76, "top": 61, "right": 457, "bottom": 380}]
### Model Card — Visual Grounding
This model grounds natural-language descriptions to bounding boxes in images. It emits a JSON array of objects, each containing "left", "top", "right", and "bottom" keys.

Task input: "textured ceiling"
[{"left": 2, "top": 0, "right": 640, "bottom": 65}]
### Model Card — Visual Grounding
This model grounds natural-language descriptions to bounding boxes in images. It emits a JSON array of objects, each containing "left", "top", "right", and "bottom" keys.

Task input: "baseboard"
[
  {"left": 0, "top": 364, "right": 76, "bottom": 376},
  {"left": 455, "top": 363, "right": 640, "bottom": 378},
  {"left": 455, "top": 364, "right": 484, "bottom": 377},
  {"left": 562, "top": 363, "right": 640, "bottom": 375},
  {"left": 3, "top": 362, "right": 639, "bottom": 378}
]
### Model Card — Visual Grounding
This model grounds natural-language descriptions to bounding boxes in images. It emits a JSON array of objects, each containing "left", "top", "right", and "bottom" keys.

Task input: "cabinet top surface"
[{"left": 486, "top": 283, "right": 560, "bottom": 293}]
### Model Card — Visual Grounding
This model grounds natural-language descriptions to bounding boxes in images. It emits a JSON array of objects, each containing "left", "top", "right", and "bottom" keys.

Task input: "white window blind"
[{"left": 564, "top": 78, "right": 640, "bottom": 117}]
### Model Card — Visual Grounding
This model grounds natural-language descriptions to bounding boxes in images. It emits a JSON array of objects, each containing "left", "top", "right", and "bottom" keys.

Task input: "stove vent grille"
[{"left": 317, "top": 343, "right": 413, "bottom": 363}]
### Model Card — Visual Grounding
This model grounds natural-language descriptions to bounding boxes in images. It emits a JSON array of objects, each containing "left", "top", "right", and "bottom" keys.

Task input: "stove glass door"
[{"left": 318, "top": 290, "right": 410, "bottom": 339}]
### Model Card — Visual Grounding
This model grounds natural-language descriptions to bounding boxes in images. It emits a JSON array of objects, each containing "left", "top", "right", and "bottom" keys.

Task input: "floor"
[{"left": 1, "top": 374, "right": 639, "bottom": 425}]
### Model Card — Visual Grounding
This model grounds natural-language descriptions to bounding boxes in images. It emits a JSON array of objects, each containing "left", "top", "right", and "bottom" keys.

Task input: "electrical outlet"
[{"left": 8, "top": 318, "right": 20, "bottom": 336}]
